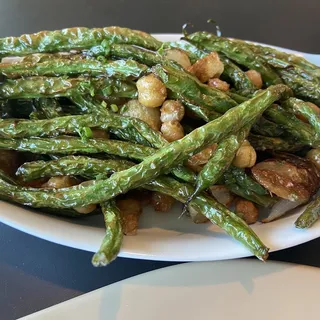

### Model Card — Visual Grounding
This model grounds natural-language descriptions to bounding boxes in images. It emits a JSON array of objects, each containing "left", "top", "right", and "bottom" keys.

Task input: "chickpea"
[
  {"left": 187, "top": 144, "right": 217, "bottom": 169},
  {"left": 232, "top": 140, "right": 257, "bottom": 168},
  {"left": 121, "top": 99, "right": 161, "bottom": 131},
  {"left": 188, "top": 51, "right": 224, "bottom": 83},
  {"left": 74, "top": 203, "right": 97, "bottom": 214},
  {"left": 42, "top": 176, "right": 97, "bottom": 214},
  {"left": 42, "top": 176, "right": 78, "bottom": 189},
  {"left": 117, "top": 199, "right": 142, "bottom": 236},
  {"left": 163, "top": 48, "right": 191, "bottom": 69},
  {"left": 207, "top": 78, "right": 230, "bottom": 91},
  {"left": 151, "top": 192, "right": 175, "bottom": 212},
  {"left": 245, "top": 70, "right": 263, "bottom": 89},
  {"left": 235, "top": 199, "right": 259, "bottom": 225},
  {"left": 161, "top": 120, "right": 184, "bottom": 142},
  {"left": 209, "top": 185, "right": 234, "bottom": 207},
  {"left": 136, "top": 74, "right": 167, "bottom": 108},
  {"left": 160, "top": 100, "right": 185, "bottom": 122},
  {"left": 306, "top": 148, "right": 320, "bottom": 170},
  {"left": 92, "top": 129, "right": 109, "bottom": 139}
]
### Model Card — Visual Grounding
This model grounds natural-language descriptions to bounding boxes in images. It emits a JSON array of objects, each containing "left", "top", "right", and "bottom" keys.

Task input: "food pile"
[{"left": 0, "top": 26, "right": 319, "bottom": 265}]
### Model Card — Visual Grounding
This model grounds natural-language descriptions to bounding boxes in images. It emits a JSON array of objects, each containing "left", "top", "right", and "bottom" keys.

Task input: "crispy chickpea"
[
  {"left": 306, "top": 148, "right": 320, "bottom": 170},
  {"left": 121, "top": 99, "right": 161, "bottom": 131},
  {"left": 209, "top": 185, "right": 234, "bottom": 207},
  {"left": 151, "top": 192, "right": 175, "bottom": 212},
  {"left": 163, "top": 48, "right": 191, "bottom": 69},
  {"left": 117, "top": 199, "right": 142, "bottom": 236},
  {"left": 207, "top": 78, "right": 230, "bottom": 91},
  {"left": 91, "top": 129, "right": 109, "bottom": 139},
  {"left": 232, "top": 140, "right": 257, "bottom": 168},
  {"left": 42, "top": 176, "right": 97, "bottom": 214},
  {"left": 42, "top": 176, "right": 78, "bottom": 189},
  {"left": 188, "top": 51, "right": 224, "bottom": 83},
  {"left": 161, "top": 120, "right": 184, "bottom": 142},
  {"left": 136, "top": 74, "right": 167, "bottom": 108},
  {"left": 245, "top": 70, "right": 263, "bottom": 89},
  {"left": 160, "top": 100, "right": 185, "bottom": 122},
  {"left": 74, "top": 203, "right": 97, "bottom": 214},
  {"left": 187, "top": 144, "right": 217, "bottom": 172},
  {"left": 235, "top": 199, "right": 259, "bottom": 225},
  {"left": 0, "top": 150, "right": 20, "bottom": 176}
]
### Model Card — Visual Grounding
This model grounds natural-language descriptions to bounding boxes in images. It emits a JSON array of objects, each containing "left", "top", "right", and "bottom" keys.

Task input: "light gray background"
[{"left": 0, "top": 0, "right": 320, "bottom": 319}]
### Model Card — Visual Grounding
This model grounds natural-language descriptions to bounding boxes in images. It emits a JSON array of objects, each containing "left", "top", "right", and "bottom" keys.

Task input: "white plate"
[
  {"left": 19, "top": 260, "right": 320, "bottom": 320},
  {"left": 1, "top": 34, "right": 320, "bottom": 262}
]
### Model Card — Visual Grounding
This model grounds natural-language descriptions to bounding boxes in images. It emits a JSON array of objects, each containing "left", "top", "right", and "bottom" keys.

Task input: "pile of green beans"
[{"left": 0, "top": 25, "right": 320, "bottom": 266}]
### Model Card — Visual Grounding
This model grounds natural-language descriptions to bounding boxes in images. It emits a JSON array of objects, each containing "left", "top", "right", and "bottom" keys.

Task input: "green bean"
[
  {"left": 190, "top": 127, "right": 250, "bottom": 201},
  {"left": 242, "top": 41, "right": 320, "bottom": 80},
  {"left": 153, "top": 62, "right": 238, "bottom": 113},
  {"left": 277, "top": 69, "right": 320, "bottom": 105},
  {"left": 0, "top": 26, "right": 161, "bottom": 56},
  {"left": 0, "top": 84, "right": 291, "bottom": 209},
  {"left": 147, "top": 176, "right": 269, "bottom": 261},
  {"left": 0, "top": 136, "right": 154, "bottom": 160},
  {"left": 170, "top": 95, "right": 221, "bottom": 122},
  {"left": 263, "top": 56, "right": 317, "bottom": 83},
  {"left": 219, "top": 55, "right": 256, "bottom": 96},
  {"left": 12, "top": 156, "right": 269, "bottom": 260},
  {"left": 0, "top": 168, "right": 17, "bottom": 185},
  {"left": 34, "top": 98, "right": 64, "bottom": 119},
  {"left": 109, "top": 44, "right": 162, "bottom": 66},
  {"left": 16, "top": 154, "right": 196, "bottom": 186},
  {"left": 295, "top": 196, "right": 320, "bottom": 229},
  {"left": 227, "top": 166, "right": 268, "bottom": 196},
  {"left": 0, "top": 58, "right": 148, "bottom": 79},
  {"left": 16, "top": 156, "right": 133, "bottom": 181},
  {"left": 92, "top": 200, "right": 123, "bottom": 266},
  {"left": 186, "top": 32, "right": 282, "bottom": 86},
  {"left": 248, "top": 134, "right": 304, "bottom": 152},
  {"left": 158, "top": 40, "right": 207, "bottom": 63},
  {"left": 225, "top": 182, "right": 277, "bottom": 207},
  {"left": 251, "top": 116, "right": 284, "bottom": 137},
  {"left": 282, "top": 97, "right": 320, "bottom": 139},
  {"left": 0, "top": 77, "right": 137, "bottom": 103},
  {"left": 264, "top": 105, "right": 319, "bottom": 147}
]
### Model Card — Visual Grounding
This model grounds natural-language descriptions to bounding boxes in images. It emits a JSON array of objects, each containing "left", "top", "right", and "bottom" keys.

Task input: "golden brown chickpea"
[
  {"left": 187, "top": 144, "right": 217, "bottom": 168},
  {"left": 163, "top": 49, "right": 192, "bottom": 69},
  {"left": 117, "top": 199, "right": 142, "bottom": 236},
  {"left": 207, "top": 78, "right": 230, "bottom": 91},
  {"left": 74, "top": 203, "right": 97, "bottom": 214},
  {"left": 42, "top": 176, "right": 97, "bottom": 214},
  {"left": 121, "top": 99, "right": 161, "bottom": 131},
  {"left": 151, "top": 192, "right": 176, "bottom": 212},
  {"left": 160, "top": 100, "right": 185, "bottom": 122},
  {"left": 209, "top": 185, "right": 234, "bottom": 207},
  {"left": 136, "top": 74, "right": 167, "bottom": 108},
  {"left": 161, "top": 120, "right": 184, "bottom": 142},
  {"left": 91, "top": 129, "right": 110, "bottom": 139},
  {"left": 232, "top": 140, "right": 257, "bottom": 168},
  {"left": 42, "top": 176, "right": 78, "bottom": 189},
  {"left": 245, "top": 70, "right": 263, "bottom": 89},
  {"left": 235, "top": 199, "right": 259, "bottom": 224},
  {"left": 188, "top": 51, "right": 224, "bottom": 83}
]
